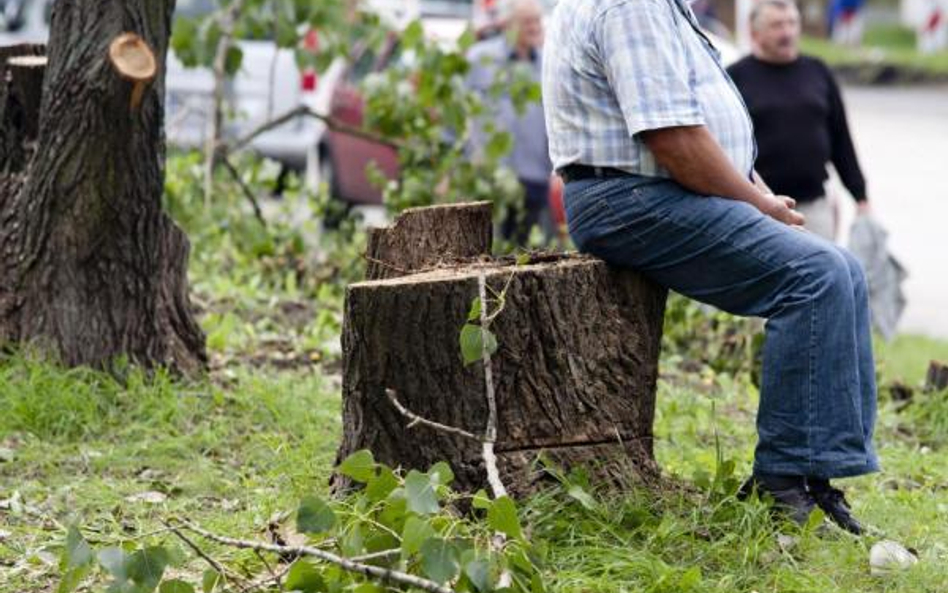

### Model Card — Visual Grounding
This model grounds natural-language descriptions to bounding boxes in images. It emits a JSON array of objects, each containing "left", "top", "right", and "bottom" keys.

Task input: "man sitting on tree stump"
[{"left": 543, "top": 0, "right": 877, "bottom": 534}]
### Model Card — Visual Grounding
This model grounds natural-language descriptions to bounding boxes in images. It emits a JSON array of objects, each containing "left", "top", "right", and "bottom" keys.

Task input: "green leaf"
[
  {"left": 485, "top": 131, "right": 513, "bottom": 162},
  {"left": 338, "top": 450, "right": 376, "bottom": 483},
  {"left": 160, "top": 580, "right": 196, "bottom": 593},
  {"left": 428, "top": 462, "right": 455, "bottom": 487},
  {"left": 471, "top": 489, "right": 492, "bottom": 510},
  {"left": 365, "top": 466, "right": 399, "bottom": 502},
  {"left": 460, "top": 324, "right": 498, "bottom": 366},
  {"left": 420, "top": 538, "right": 460, "bottom": 584},
  {"left": 201, "top": 570, "right": 220, "bottom": 593},
  {"left": 126, "top": 546, "right": 170, "bottom": 590},
  {"left": 487, "top": 496, "right": 522, "bottom": 540},
  {"left": 62, "top": 526, "right": 94, "bottom": 570},
  {"left": 58, "top": 525, "right": 94, "bottom": 592},
  {"left": 404, "top": 470, "right": 440, "bottom": 515},
  {"left": 98, "top": 548, "right": 129, "bottom": 581},
  {"left": 401, "top": 516, "right": 436, "bottom": 556},
  {"left": 464, "top": 558, "right": 491, "bottom": 592},
  {"left": 224, "top": 46, "right": 243, "bottom": 76},
  {"left": 353, "top": 584, "right": 383, "bottom": 593},
  {"left": 566, "top": 485, "right": 598, "bottom": 511},
  {"left": 401, "top": 20, "right": 425, "bottom": 50},
  {"left": 285, "top": 560, "right": 325, "bottom": 592},
  {"left": 297, "top": 496, "right": 337, "bottom": 535},
  {"left": 467, "top": 297, "right": 482, "bottom": 322}
]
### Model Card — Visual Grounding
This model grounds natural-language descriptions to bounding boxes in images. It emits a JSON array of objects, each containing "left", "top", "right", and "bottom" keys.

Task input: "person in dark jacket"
[{"left": 728, "top": 0, "right": 870, "bottom": 241}]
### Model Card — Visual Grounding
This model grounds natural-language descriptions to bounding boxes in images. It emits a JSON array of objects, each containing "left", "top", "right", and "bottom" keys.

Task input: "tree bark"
[
  {"left": 0, "top": 0, "right": 206, "bottom": 373},
  {"left": 926, "top": 361, "right": 948, "bottom": 392},
  {"left": 365, "top": 201, "right": 493, "bottom": 281},
  {"left": 0, "top": 44, "right": 46, "bottom": 174},
  {"left": 338, "top": 254, "right": 667, "bottom": 496}
]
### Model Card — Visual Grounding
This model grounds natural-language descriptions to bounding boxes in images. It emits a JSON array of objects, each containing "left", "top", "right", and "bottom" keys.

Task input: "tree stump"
[
  {"left": 926, "top": 361, "right": 948, "bottom": 392},
  {"left": 337, "top": 205, "right": 668, "bottom": 496},
  {"left": 0, "top": 45, "right": 46, "bottom": 174},
  {"left": 365, "top": 201, "right": 493, "bottom": 281}
]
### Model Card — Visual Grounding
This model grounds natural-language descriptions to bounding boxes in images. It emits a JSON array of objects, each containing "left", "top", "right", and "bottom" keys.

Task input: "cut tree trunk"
[
  {"left": 0, "top": 1, "right": 206, "bottom": 373},
  {"left": 338, "top": 204, "right": 667, "bottom": 496},
  {"left": 926, "top": 361, "right": 948, "bottom": 392},
  {"left": 365, "top": 201, "right": 493, "bottom": 281},
  {"left": 0, "top": 44, "right": 46, "bottom": 174}
]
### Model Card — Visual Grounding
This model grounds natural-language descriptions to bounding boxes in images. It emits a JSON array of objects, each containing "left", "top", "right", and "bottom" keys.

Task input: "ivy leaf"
[
  {"left": 285, "top": 560, "right": 325, "bottom": 592},
  {"left": 460, "top": 324, "right": 497, "bottom": 366},
  {"left": 404, "top": 470, "right": 440, "bottom": 515},
  {"left": 57, "top": 526, "right": 94, "bottom": 593},
  {"left": 401, "top": 516, "right": 435, "bottom": 556},
  {"left": 420, "top": 538, "right": 460, "bottom": 584},
  {"left": 160, "top": 580, "right": 196, "bottom": 593},
  {"left": 297, "top": 496, "right": 337, "bottom": 535},
  {"left": 488, "top": 496, "right": 522, "bottom": 540},
  {"left": 338, "top": 450, "right": 376, "bottom": 483}
]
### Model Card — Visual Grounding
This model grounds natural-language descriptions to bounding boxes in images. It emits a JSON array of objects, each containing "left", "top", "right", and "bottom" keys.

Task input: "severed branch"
[
  {"left": 477, "top": 271, "right": 507, "bottom": 500},
  {"left": 220, "top": 105, "right": 404, "bottom": 161},
  {"left": 163, "top": 520, "right": 247, "bottom": 592},
  {"left": 385, "top": 389, "right": 479, "bottom": 441},
  {"left": 221, "top": 155, "right": 267, "bottom": 228},
  {"left": 173, "top": 518, "right": 457, "bottom": 593}
]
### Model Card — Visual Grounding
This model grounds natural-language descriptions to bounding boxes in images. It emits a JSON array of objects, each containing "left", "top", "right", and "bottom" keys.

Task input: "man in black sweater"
[{"left": 728, "top": 0, "right": 870, "bottom": 240}]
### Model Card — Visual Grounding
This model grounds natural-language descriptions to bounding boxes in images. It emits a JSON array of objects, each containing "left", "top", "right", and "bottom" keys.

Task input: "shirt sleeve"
[
  {"left": 825, "top": 64, "right": 867, "bottom": 202},
  {"left": 593, "top": 0, "right": 705, "bottom": 138}
]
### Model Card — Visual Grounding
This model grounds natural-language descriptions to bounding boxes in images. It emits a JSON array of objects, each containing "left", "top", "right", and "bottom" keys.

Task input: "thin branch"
[
  {"left": 163, "top": 521, "right": 246, "bottom": 592},
  {"left": 385, "top": 389, "right": 480, "bottom": 441},
  {"left": 350, "top": 549, "right": 401, "bottom": 563},
  {"left": 174, "top": 519, "right": 457, "bottom": 593},
  {"left": 224, "top": 105, "right": 403, "bottom": 158},
  {"left": 253, "top": 549, "right": 283, "bottom": 592},
  {"left": 478, "top": 272, "right": 507, "bottom": 499},
  {"left": 221, "top": 155, "right": 267, "bottom": 228}
]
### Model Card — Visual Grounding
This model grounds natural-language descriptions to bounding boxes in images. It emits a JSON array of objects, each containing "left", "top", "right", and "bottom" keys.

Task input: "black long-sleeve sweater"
[{"left": 727, "top": 55, "right": 867, "bottom": 203}]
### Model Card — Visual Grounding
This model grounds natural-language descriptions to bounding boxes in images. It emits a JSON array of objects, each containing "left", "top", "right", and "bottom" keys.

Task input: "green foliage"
[{"left": 54, "top": 453, "right": 541, "bottom": 593}]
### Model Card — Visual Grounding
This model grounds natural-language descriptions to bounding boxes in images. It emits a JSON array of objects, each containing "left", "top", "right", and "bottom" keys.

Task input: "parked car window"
[{"left": 176, "top": 0, "right": 215, "bottom": 18}]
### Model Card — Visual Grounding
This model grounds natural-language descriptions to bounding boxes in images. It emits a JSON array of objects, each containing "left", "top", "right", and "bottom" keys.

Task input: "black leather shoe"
[
  {"left": 739, "top": 474, "right": 817, "bottom": 526},
  {"left": 808, "top": 479, "right": 864, "bottom": 535}
]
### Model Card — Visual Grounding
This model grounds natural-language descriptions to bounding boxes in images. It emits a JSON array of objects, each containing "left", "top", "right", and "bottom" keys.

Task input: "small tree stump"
[
  {"left": 365, "top": 201, "right": 493, "bottom": 280},
  {"left": 926, "top": 361, "right": 948, "bottom": 392},
  {"left": 338, "top": 246, "right": 667, "bottom": 496},
  {"left": 0, "top": 46, "right": 47, "bottom": 174}
]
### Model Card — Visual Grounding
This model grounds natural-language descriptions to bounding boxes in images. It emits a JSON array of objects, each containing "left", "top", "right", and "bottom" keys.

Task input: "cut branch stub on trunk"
[
  {"left": 109, "top": 33, "right": 157, "bottom": 111},
  {"left": 365, "top": 201, "right": 493, "bottom": 281},
  {"left": 338, "top": 253, "right": 668, "bottom": 497}
]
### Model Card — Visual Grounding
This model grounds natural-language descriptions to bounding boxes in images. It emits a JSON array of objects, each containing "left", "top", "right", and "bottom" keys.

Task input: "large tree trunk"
[
  {"left": 0, "top": 0, "right": 206, "bottom": 373},
  {"left": 337, "top": 205, "right": 668, "bottom": 496}
]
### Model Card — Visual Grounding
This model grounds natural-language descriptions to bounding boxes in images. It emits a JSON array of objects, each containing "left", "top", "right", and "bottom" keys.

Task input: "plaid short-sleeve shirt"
[{"left": 542, "top": 0, "right": 756, "bottom": 178}]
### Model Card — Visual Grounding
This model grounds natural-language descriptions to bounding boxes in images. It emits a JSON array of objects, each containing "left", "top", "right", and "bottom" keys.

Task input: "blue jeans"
[{"left": 565, "top": 175, "right": 878, "bottom": 479}]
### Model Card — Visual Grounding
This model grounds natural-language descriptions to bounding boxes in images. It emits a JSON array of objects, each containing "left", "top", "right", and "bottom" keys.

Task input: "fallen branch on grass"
[{"left": 172, "top": 518, "right": 457, "bottom": 593}]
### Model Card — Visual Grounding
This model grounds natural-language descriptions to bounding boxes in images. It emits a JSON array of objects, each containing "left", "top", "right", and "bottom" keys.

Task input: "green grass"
[
  {"left": 4, "top": 333, "right": 948, "bottom": 592},
  {"left": 4, "top": 157, "right": 948, "bottom": 591},
  {"left": 801, "top": 25, "right": 948, "bottom": 77}
]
